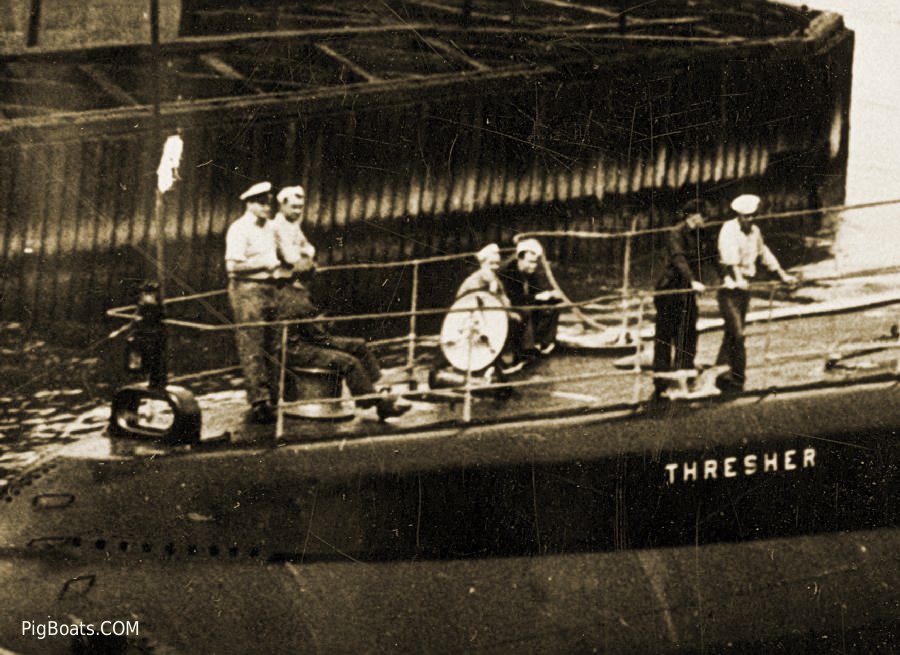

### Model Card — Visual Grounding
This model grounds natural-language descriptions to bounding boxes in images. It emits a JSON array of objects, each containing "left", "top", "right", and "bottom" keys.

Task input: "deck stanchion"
[
  {"left": 631, "top": 295, "right": 646, "bottom": 405},
  {"left": 894, "top": 319, "right": 900, "bottom": 375},
  {"left": 462, "top": 316, "right": 474, "bottom": 423},
  {"left": 407, "top": 261, "right": 420, "bottom": 380},
  {"left": 616, "top": 213, "right": 639, "bottom": 347},
  {"left": 276, "top": 323, "right": 288, "bottom": 439},
  {"left": 762, "top": 283, "right": 777, "bottom": 388}
]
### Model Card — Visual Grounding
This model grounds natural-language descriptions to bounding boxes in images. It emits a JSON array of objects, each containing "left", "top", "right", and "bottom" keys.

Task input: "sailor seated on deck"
[
  {"left": 456, "top": 243, "right": 507, "bottom": 300},
  {"left": 450, "top": 244, "right": 506, "bottom": 376},
  {"left": 498, "top": 239, "right": 562, "bottom": 373},
  {"left": 283, "top": 292, "right": 410, "bottom": 421}
]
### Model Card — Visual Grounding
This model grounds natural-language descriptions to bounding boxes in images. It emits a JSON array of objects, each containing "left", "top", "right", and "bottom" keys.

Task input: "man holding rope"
[
  {"left": 652, "top": 198, "right": 711, "bottom": 399},
  {"left": 715, "top": 194, "right": 796, "bottom": 391}
]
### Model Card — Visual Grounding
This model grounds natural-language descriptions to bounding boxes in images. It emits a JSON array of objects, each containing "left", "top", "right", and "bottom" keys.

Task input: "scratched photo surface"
[{"left": 0, "top": 1, "right": 897, "bottom": 653}]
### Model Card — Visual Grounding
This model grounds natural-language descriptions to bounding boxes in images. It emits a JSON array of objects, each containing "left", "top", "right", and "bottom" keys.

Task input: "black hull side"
[
  {"left": 1, "top": 529, "right": 897, "bottom": 654},
  {"left": 0, "top": 379, "right": 896, "bottom": 652}
]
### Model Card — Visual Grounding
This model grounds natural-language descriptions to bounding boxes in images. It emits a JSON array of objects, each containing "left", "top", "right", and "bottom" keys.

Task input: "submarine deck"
[{"left": 185, "top": 298, "right": 900, "bottom": 447}]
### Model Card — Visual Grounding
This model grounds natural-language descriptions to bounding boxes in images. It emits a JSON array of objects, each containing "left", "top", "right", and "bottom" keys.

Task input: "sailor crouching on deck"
[
  {"left": 652, "top": 198, "right": 710, "bottom": 399},
  {"left": 499, "top": 239, "right": 562, "bottom": 373},
  {"left": 715, "top": 194, "right": 796, "bottom": 391},
  {"left": 225, "top": 181, "right": 280, "bottom": 424}
]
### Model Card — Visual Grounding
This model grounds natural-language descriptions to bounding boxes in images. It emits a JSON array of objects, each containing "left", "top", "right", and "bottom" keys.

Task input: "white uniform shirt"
[
  {"left": 455, "top": 267, "right": 509, "bottom": 305},
  {"left": 717, "top": 218, "right": 782, "bottom": 285},
  {"left": 273, "top": 212, "right": 316, "bottom": 278},
  {"left": 224, "top": 212, "right": 279, "bottom": 280}
]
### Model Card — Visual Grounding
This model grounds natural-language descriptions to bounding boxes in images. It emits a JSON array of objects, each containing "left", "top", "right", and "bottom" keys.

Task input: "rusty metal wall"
[{"left": 0, "top": 32, "right": 852, "bottom": 326}]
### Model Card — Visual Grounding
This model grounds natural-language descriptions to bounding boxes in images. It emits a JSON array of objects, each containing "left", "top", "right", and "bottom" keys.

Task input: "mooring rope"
[{"left": 515, "top": 197, "right": 900, "bottom": 242}]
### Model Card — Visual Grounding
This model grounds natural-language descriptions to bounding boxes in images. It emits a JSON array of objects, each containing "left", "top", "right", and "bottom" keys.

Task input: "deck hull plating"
[{"left": 0, "top": 378, "right": 896, "bottom": 652}]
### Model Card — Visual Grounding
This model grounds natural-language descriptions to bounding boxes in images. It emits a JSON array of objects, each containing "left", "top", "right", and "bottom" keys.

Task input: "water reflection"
[{"left": 787, "top": 0, "right": 900, "bottom": 272}]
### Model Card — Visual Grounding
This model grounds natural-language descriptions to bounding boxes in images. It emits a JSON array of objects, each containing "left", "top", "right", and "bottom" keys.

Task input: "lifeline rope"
[
  {"left": 135, "top": 261, "right": 900, "bottom": 333},
  {"left": 101, "top": 198, "right": 900, "bottom": 394},
  {"left": 107, "top": 196, "right": 900, "bottom": 317}
]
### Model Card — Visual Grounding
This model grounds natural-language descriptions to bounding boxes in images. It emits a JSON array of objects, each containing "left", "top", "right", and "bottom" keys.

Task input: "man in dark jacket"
[
  {"left": 652, "top": 198, "right": 711, "bottom": 394},
  {"left": 498, "top": 238, "right": 561, "bottom": 372}
]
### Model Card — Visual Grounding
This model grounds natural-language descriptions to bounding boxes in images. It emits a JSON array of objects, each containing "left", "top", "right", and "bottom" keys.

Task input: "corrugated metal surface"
[{"left": 0, "top": 12, "right": 853, "bottom": 325}]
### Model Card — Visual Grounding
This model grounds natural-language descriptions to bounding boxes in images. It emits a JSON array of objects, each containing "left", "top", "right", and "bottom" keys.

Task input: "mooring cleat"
[
  {"left": 248, "top": 401, "right": 276, "bottom": 425},
  {"left": 538, "top": 341, "right": 556, "bottom": 356},
  {"left": 376, "top": 399, "right": 411, "bottom": 421},
  {"left": 654, "top": 366, "right": 729, "bottom": 400}
]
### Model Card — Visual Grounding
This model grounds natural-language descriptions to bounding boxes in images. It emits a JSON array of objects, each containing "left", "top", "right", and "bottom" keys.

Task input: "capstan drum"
[{"left": 439, "top": 291, "right": 509, "bottom": 372}]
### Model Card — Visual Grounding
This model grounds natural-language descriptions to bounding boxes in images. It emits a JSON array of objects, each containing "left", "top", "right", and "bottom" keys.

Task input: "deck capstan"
[{"left": 109, "top": 282, "right": 202, "bottom": 445}]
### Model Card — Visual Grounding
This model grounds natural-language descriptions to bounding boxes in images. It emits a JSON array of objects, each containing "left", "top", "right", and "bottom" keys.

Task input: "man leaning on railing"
[{"left": 715, "top": 194, "right": 797, "bottom": 391}]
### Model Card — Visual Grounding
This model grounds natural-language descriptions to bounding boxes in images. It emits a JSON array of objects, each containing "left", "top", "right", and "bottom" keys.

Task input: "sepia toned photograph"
[{"left": 0, "top": 1, "right": 896, "bottom": 652}]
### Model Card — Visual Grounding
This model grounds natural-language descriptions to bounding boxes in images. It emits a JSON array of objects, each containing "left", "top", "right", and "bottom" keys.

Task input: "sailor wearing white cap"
[
  {"left": 455, "top": 243, "right": 509, "bottom": 302},
  {"left": 270, "top": 185, "right": 319, "bottom": 322},
  {"left": 273, "top": 185, "right": 316, "bottom": 278},
  {"left": 225, "top": 180, "right": 280, "bottom": 423},
  {"left": 499, "top": 237, "right": 562, "bottom": 369},
  {"left": 239, "top": 180, "right": 274, "bottom": 202},
  {"left": 226, "top": 181, "right": 277, "bottom": 280},
  {"left": 715, "top": 194, "right": 796, "bottom": 391},
  {"left": 261, "top": 184, "right": 409, "bottom": 421}
]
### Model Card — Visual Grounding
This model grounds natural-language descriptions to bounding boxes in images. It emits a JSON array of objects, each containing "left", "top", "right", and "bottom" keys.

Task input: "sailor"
[
  {"left": 224, "top": 181, "right": 280, "bottom": 424},
  {"left": 499, "top": 238, "right": 562, "bottom": 371},
  {"left": 272, "top": 185, "right": 318, "bottom": 320},
  {"left": 455, "top": 243, "right": 510, "bottom": 302},
  {"left": 269, "top": 186, "right": 408, "bottom": 421},
  {"left": 715, "top": 194, "right": 796, "bottom": 391},
  {"left": 274, "top": 185, "right": 316, "bottom": 272},
  {"left": 652, "top": 198, "right": 711, "bottom": 397},
  {"left": 267, "top": 184, "right": 335, "bottom": 335},
  {"left": 285, "top": 319, "right": 411, "bottom": 421},
  {"left": 446, "top": 243, "right": 515, "bottom": 376}
]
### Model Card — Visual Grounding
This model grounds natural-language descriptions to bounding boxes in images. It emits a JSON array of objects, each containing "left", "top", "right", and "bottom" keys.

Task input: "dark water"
[{"left": 789, "top": 0, "right": 900, "bottom": 273}]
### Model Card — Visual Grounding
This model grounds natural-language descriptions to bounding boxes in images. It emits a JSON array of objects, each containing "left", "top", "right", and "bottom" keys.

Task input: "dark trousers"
[
  {"left": 716, "top": 288, "right": 750, "bottom": 386},
  {"left": 508, "top": 304, "right": 561, "bottom": 358},
  {"left": 228, "top": 280, "right": 278, "bottom": 406},
  {"left": 287, "top": 336, "right": 382, "bottom": 404},
  {"left": 271, "top": 282, "right": 328, "bottom": 396},
  {"left": 653, "top": 288, "right": 699, "bottom": 374}
]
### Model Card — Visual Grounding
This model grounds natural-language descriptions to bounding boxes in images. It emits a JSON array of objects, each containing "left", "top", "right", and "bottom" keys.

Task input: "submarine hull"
[{"left": 0, "top": 378, "right": 896, "bottom": 652}]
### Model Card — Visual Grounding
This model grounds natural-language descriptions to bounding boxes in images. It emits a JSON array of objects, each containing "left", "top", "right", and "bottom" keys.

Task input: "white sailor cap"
[
  {"left": 730, "top": 193, "right": 761, "bottom": 216},
  {"left": 277, "top": 185, "right": 306, "bottom": 205},
  {"left": 476, "top": 243, "right": 500, "bottom": 263},
  {"left": 239, "top": 181, "right": 273, "bottom": 202},
  {"left": 515, "top": 238, "right": 544, "bottom": 258}
]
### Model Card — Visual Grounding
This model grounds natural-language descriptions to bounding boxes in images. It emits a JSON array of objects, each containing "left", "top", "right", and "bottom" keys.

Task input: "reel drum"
[{"left": 439, "top": 291, "right": 509, "bottom": 372}]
